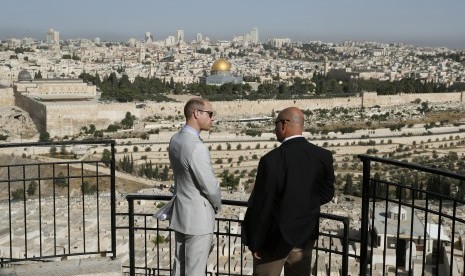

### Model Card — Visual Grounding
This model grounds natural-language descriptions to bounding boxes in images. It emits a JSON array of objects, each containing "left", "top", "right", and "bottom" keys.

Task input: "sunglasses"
[{"left": 197, "top": 110, "right": 214, "bottom": 118}]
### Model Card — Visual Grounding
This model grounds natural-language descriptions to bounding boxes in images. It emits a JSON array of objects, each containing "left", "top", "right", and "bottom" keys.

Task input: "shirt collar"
[
  {"left": 282, "top": 135, "right": 303, "bottom": 143},
  {"left": 182, "top": 124, "right": 200, "bottom": 137}
]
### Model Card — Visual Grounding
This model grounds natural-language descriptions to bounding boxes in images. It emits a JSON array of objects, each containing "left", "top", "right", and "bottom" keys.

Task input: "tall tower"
[
  {"left": 251, "top": 27, "right": 259, "bottom": 43},
  {"left": 324, "top": 56, "right": 329, "bottom": 76},
  {"left": 46, "top": 28, "right": 59, "bottom": 46},
  {"left": 145, "top": 32, "right": 153, "bottom": 43},
  {"left": 196, "top": 33, "right": 203, "bottom": 43},
  {"left": 176, "top": 30, "right": 184, "bottom": 43},
  {"left": 138, "top": 44, "right": 144, "bottom": 63}
]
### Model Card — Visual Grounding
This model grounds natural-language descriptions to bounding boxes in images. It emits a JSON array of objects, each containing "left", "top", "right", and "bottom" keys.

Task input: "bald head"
[
  {"left": 279, "top": 107, "right": 304, "bottom": 128},
  {"left": 275, "top": 107, "right": 304, "bottom": 142}
]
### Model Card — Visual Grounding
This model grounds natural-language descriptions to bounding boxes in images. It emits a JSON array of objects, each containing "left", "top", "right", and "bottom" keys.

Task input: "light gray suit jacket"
[{"left": 168, "top": 128, "right": 222, "bottom": 235}]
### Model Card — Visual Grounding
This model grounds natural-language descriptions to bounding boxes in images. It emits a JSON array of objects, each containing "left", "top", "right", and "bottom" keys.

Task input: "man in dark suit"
[{"left": 242, "top": 107, "right": 335, "bottom": 276}]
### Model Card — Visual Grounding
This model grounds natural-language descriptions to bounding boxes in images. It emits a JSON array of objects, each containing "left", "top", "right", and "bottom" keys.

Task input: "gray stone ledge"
[{"left": 0, "top": 257, "right": 121, "bottom": 276}]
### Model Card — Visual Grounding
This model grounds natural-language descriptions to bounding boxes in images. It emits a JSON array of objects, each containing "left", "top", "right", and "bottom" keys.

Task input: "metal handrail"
[
  {"left": 358, "top": 154, "right": 465, "bottom": 276},
  {"left": 0, "top": 140, "right": 117, "bottom": 264},
  {"left": 125, "top": 194, "right": 350, "bottom": 275}
]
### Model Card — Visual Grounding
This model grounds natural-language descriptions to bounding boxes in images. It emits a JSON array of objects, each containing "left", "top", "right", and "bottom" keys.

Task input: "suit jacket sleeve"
[
  {"left": 320, "top": 152, "right": 335, "bottom": 205},
  {"left": 190, "top": 143, "right": 222, "bottom": 212},
  {"left": 243, "top": 157, "right": 277, "bottom": 252}
]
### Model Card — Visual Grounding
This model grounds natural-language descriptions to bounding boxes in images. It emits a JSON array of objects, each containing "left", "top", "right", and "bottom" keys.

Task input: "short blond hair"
[{"left": 184, "top": 97, "right": 207, "bottom": 118}]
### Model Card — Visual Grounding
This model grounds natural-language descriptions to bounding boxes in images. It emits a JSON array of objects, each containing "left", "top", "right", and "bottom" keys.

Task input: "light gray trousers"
[{"left": 172, "top": 231, "right": 213, "bottom": 276}]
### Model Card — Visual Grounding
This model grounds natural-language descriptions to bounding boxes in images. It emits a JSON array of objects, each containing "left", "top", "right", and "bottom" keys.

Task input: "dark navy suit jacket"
[{"left": 243, "top": 137, "right": 335, "bottom": 253}]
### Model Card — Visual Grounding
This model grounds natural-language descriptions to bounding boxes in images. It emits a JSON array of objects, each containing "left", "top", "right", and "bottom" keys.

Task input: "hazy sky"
[{"left": 1, "top": 0, "right": 464, "bottom": 49}]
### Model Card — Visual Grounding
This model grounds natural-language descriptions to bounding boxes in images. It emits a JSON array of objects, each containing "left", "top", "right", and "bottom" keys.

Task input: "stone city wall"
[
  {"left": 29, "top": 82, "right": 96, "bottom": 94},
  {"left": 0, "top": 87, "right": 15, "bottom": 106},
  {"left": 139, "top": 97, "right": 363, "bottom": 119},
  {"left": 16, "top": 82, "right": 96, "bottom": 95},
  {"left": 45, "top": 102, "right": 141, "bottom": 137},
  {"left": 15, "top": 92, "right": 47, "bottom": 133},
  {"left": 139, "top": 92, "right": 464, "bottom": 119},
  {"left": 25, "top": 91, "right": 465, "bottom": 137},
  {"left": 362, "top": 92, "right": 464, "bottom": 107}
]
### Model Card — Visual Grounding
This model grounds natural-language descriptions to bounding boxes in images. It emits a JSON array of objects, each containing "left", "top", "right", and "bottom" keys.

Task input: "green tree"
[
  {"left": 27, "top": 180, "right": 38, "bottom": 196},
  {"left": 54, "top": 172, "right": 68, "bottom": 187},
  {"left": 49, "top": 145, "right": 57, "bottom": 156},
  {"left": 411, "top": 173, "right": 421, "bottom": 200},
  {"left": 101, "top": 149, "right": 112, "bottom": 163},
  {"left": 119, "top": 154, "right": 134, "bottom": 173},
  {"left": 426, "top": 174, "right": 449, "bottom": 199},
  {"left": 60, "top": 145, "right": 67, "bottom": 155},
  {"left": 81, "top": 181, "right": 97, "bottom": 195},
  {"left": 343, "top": 174, "right": 353, "bottom": 195},
  {"left": 238, "top": 156, "right": 244, "bottom": 163},
  {"left": 244, "top": 129, "right": 262, "bottom": 137},
  {"left": 94, "top": 130, "right": 103, "bottom": 138},
  {"left": 88, "top": 124, "right": 96, "bottom": 134},
  {"left": 150, "top": 234, "right": 167, "bottom": 245},
  {"left": 220, "top": 170, "right": 240, "bottom": 192},
  {"left": 396, "top": 175, "right": 407, "bottom": 200},
  {"left": 278, "top": 82, "right": 290, "bottom": 96},
  {"left": 121, "top": 112, "right": 136, "bottom": 129},
  {"left": 106, "top": 124, "right": 121, "bottom": 132},
  {"left": 12, "top": 188, "right": 25, "bottom": 201},
  {"left": 140, "top": 160, "right": 155, "bottom": 179},
  {"left": 160, "top": 165, "right": 170, "bottom": 181},
  {"left": 39, "top": 131, "right": 50, "bottom": 142}
]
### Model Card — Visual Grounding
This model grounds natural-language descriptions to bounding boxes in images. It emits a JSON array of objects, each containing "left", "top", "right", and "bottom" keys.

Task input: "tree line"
[{"left": 79, "top": 71, "right": 465, "bottom": 103}]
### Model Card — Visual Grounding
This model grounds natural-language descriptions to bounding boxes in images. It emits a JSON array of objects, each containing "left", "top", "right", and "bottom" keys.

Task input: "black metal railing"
[
  {"left": 3, "top": 140, "right": 465, "bottom": 276},
  {"left": 0, "top": 140, "right": 116, "bottom": 266},
  {"left": 358, "top": 154, "right": 465, "bottom": 276},
  {"left": 124, "top": 194, "right": 350, "bottom": 275}
]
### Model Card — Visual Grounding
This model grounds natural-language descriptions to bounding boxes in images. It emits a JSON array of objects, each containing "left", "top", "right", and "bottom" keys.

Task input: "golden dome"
[{"left": 211, "top": 58, "right": 231, "bottom": 71}]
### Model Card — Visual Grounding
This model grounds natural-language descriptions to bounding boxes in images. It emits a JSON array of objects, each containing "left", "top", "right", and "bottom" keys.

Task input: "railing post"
[
  {"left": 110, "top": 141, "right": 117, "bottom": 258},
  {"left": 360, "top": 156, "right": 371, "bottom": 276},
  {"left": 341, "top": 217, "right": 349, "bottom": 276},
  {"left": 128, "top": 198, "right": 135, "bottom": 276}
]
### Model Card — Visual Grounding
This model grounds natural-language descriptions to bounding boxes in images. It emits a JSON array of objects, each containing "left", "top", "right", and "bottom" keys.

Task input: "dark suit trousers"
[{"left": 253, "top": 239, "right": 315, "bottom": 276}]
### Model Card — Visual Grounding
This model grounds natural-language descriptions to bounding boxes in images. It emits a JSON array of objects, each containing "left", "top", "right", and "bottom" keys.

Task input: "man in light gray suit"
[{"left": 169, "top": 97, "right": 222, "bottom": 276}]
